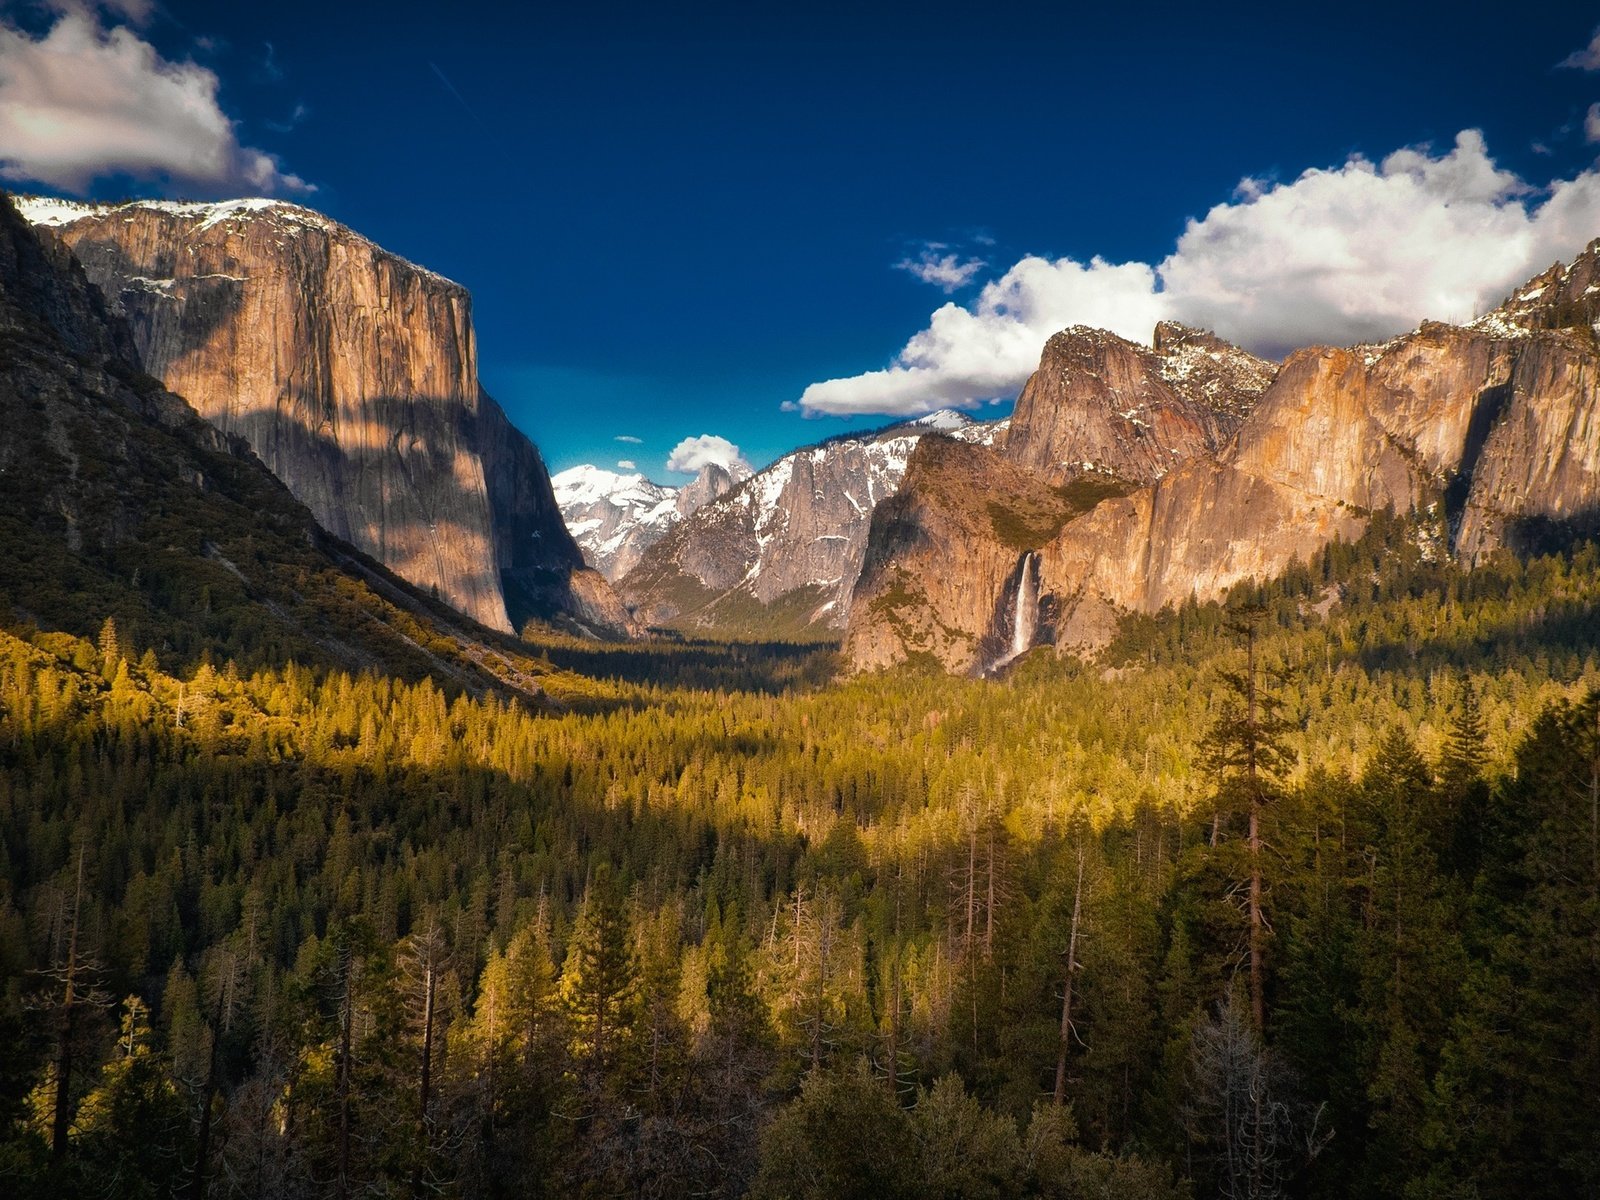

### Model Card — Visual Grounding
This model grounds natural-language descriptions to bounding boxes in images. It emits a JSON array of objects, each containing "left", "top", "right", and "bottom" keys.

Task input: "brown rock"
[
  {"left": 1004, "top": 323, "right": 1273, "bottom": 486},
  {"left": 20, "top": 197, "right": 626, "bottom": 636}
]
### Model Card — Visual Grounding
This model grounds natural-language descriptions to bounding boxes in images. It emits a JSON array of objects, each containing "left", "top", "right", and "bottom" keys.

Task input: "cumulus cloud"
[
  {"left": 616, "top": 459, "right": 637, "bottom": 470},
  {"left": 798, "top": 130, "right": 1600, "bottom": 417},
  {"left": 1560, "top": 25, "right": 1600, "bottom": 70},
  {"left": 666, "top": 434, "right": 750, "bottom": 475},
  {"left": 614, "top": 434, "right": 643, "bottom": 444},
  {"left": 0, "top": 9, "right": 310, "bottom": 195},
  {"left": 800, "top": 255, "right": 1165, "bottom": 417},
  {"left": 896, "top": 246, "right": 986, "bottom": 293}
]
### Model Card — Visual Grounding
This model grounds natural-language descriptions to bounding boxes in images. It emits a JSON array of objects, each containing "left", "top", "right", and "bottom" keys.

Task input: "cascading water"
[
  {"left": 987, "top": 551, "right": 1038, "bottom": 673},
  {"left": 1010, "top": 551, "right": 1038, "bottom": 660}
]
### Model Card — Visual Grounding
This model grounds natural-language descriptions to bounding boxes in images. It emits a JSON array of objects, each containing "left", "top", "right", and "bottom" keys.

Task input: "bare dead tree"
[
  {"left": 30, "top": 846, "right": 112, "bottom": 1163},
  {"left": 1053, "top": 842, "right": 1087, "bottom": 1107}
]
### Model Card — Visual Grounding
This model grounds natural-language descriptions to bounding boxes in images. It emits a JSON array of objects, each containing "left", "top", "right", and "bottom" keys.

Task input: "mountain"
[
  {"left": 0, "top": 192, "right": 555, "bottom": 699},
  {"left": 552, "top": 460, "right": 746, "bottom": 580},
  {"left": 619, "top": 411, "right": 1003, "bottom": 635},
  {"left": 846, "top": 247, "right": 1600, "bottom": 672},
  {"left": 17, "top": 196, "right": 631, "bottom": 638},
  {"left": 1004, "top": 320, "right": 1272, "bottom": 486}
]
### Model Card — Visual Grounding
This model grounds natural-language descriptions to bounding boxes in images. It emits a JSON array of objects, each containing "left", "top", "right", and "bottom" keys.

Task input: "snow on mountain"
[
  {"left": 553, "top": 462, "right": 744, "bottom": 581},
  {"left": 618, "top": 411, "right": 1009, "bottom": 633}
]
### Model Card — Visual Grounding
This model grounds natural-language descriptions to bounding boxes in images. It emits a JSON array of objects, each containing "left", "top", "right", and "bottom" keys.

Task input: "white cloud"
[
  {"left": 616, "top": 459, "right": 637, "bottom": 470},
  {"left": 666, "top": 434, "right": 750, "bottom": 475},
  {"left": 0, "top": 9, "right": 310, "bottom": 195},
  {"left": 614, "top": 434, "right": 643, "bottom": 444},
  {"left": 896, "top": 246, "right": 986, "bottom": 292},
  {"left": 798, "top": 130, "right": 1600, "bottom": 416},
  {"left": 1560, "top": 25, "right": 1600, "bottom": 70},
  {"left": 799, "top": 255, "right": 1165, "bottom": 417},
  {"left": 1587, "top": 103, "right": 1600, "bottom": 144}
]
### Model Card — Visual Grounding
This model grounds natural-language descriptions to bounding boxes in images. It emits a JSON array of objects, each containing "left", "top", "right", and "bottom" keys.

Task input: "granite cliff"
[
  {"left": 0, "top": 192, "right": 555, "bottom": 699},
  {"left": 18, "top": 196, "right": 629, "bottom": 637},
  {"left": 1004, "top": 320, "right": 1272, "bottom": 486},
  {"left": 846, "top": 245, "right": 1600, "bottom": 672}
]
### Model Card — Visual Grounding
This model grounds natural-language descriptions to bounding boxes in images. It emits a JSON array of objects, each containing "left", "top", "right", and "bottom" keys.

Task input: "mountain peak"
[{"left": 1471, "top": 238, "right": 1600, "bottom": 339}]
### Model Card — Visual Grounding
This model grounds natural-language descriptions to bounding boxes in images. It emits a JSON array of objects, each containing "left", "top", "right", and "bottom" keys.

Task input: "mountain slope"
[
  {"left": 0, "top": 192, "right": 554, "bottom": 698},
  {"left": 18, "top": 195, "right": 629, "bottom": 637},
  {"left": 620, "top": 411, "right": 1001, "bottom": 635},
  {"left": 553, "top": 461, "right": 745, "bottom": 580},
  {"left": 846, "top": 326, "right": 1271, "bottom": 669}
]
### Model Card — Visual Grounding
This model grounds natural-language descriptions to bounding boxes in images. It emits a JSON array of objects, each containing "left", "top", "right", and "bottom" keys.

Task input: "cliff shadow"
[{"left": 1443, "top": 378, "right": 1513, "bottom": 543}]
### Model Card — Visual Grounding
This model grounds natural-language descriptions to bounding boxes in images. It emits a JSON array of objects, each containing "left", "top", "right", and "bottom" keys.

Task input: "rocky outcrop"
[
  {"left": 846, "top": 241, "right": 1600, "bottom": 671},
  {"left": 18, "top": 196, "right": 626, "bottom": 636},
  {"left": 621, "top": 412, "right": 1000, "bottom": 636},
  {"left": 1003, "top": 322, "right": 1273, "bottom": 486},
  {"left": 675, "top": 462, "right": 743, "bottom": 518},
  {"left": 844, "top": 436, "right": 1105, "bottom": 673},
  {"left": 553, "top": 461, "right": 744, "bottom": 581}
]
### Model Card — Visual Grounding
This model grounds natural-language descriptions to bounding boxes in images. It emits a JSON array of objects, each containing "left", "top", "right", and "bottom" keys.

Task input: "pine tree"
[
  {"left": 561, "top": 870, "right": 637, "bottom": 1085},
  {"left": 1201, "top": 606, "right": 1291, "bottom": 1032}
]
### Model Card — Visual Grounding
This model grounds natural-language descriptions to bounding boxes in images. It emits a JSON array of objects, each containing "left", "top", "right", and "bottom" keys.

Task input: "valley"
[{"left": 2, "top": 157, "right": 1599, "bottom": 1200}]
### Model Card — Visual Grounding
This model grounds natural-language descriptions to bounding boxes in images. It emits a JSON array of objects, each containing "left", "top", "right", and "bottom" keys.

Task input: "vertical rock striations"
[
  {"left": 19, "top": 196, "right": 626, "bottom": 636},
  {"left": 1004, "top": 322, "right": 1274, "bottom": 486},
  {"left": 846, "top": 325, "right": 1271, "bottom": 670},
  {"left": 846, "top": 241, "right": 1600, "bottom": 672}
]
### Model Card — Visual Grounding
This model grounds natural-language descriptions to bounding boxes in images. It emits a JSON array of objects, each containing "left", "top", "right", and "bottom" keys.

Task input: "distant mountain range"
[
  {"left": 553, "top": 460, "right": 749, "bottom": 580},
  {"left": 611, "top": 410, "right": 1005, "bottom": 636}
]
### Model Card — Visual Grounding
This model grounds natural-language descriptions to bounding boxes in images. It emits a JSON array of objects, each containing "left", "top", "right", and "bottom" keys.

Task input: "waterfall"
[
  {"left": 1010, "top": 551, "right": 1038, "bottom": 660},
  {"left": 987, "top": 552, "right": 1038, "bottom": 674}
]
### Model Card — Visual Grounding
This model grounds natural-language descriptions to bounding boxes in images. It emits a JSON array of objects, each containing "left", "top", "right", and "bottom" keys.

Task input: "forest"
[{"left": 1, "top": 510, "right": 1597, "bottom": 1199}]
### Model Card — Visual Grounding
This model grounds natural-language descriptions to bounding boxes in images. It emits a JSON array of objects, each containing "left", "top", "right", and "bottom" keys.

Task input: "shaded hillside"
[{"left": 0, "top": 192, "right": 556, "bottom": 700}]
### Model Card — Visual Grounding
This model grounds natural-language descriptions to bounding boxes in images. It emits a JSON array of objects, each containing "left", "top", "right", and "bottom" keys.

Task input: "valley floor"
[{"left": 2, "top": 515, "right": 1598, "bottom": 1198}]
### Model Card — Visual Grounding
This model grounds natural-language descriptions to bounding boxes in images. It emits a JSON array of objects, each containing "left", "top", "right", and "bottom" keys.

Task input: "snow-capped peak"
[{"left": 905, "top": 408, "right": 974, "bottom": 431}]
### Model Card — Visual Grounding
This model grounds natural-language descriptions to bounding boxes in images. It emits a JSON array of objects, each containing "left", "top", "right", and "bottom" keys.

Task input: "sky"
[{"left": 4, "top": 1, "right": 1600, "bottom": 481}]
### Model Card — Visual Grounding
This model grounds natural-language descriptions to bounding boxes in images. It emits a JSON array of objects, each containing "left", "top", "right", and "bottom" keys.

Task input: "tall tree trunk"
[
  {"left": 1245, "top": 625, "right": 1266, "bottom": 1032},
  {"left": 1053, "top": 846, "right": 1085, "bottom": 1106},
  {"left": 50, "top": 848, "right": 86, "bottom": 1163},
  {"left": 336, "top": 955, "right": 354, "bottom": 1200},
  {"left": 1249, "top": 798, "right": 1265, "bottom": 1032},
  {"left": 190, "top": 968, "right": 231, "bottom": 1200},
  {"left": 984, "top": 821, "right": 997, "bottom": 962},
  {"left": 413, "top": 956, "right": 436, "bottom": 1198}
]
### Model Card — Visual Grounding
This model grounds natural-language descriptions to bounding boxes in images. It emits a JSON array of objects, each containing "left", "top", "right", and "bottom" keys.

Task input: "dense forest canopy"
[{"left": 2, "top": 512, "right": 1598, "bottom": 1198}]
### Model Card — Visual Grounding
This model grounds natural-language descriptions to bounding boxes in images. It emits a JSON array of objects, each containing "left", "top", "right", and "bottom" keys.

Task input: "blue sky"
[{"left": 4, "top": 1, "right": 1600, "bottom": 479}]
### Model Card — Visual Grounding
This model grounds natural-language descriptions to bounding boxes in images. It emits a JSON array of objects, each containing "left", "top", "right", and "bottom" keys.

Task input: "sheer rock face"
[
  {"left": 18, "top": 197, "right": 625, "bottom": 636},
  {"left": 1003, "top": 322, "right": 1274, "bottom": 487},
  {"left": 844, "top": 436, "right": 1083, "bottom": 674},
  {"left": 1040, "top": 307, "right": 1600, "bottom": 650},
  {"left": 845, "top": 247, "right": 1600, "bottom": 671},
  {"left": 0, "top": 193, "right": 550, "bottom": 698},
  {"left": 844, "top": 326, "right": 1270, "bottom": 669}
]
